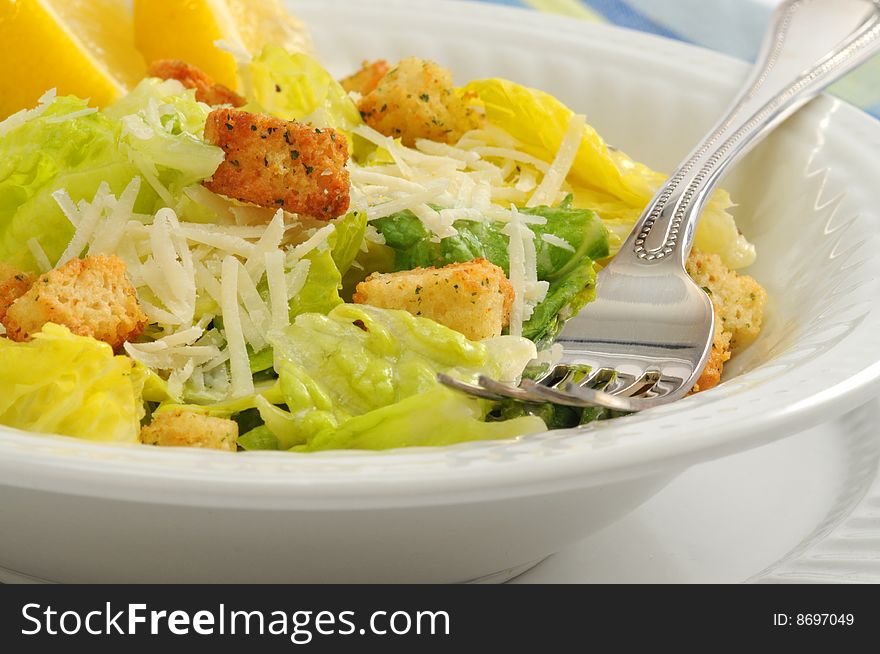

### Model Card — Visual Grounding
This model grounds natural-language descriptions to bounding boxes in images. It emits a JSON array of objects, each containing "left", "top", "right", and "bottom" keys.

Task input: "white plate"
[
  {"left": 1, "top": 0, "right": 880, "bottom": 582},
  {"left": 513, "top": 398, "right": 880, "bottom": 583}
]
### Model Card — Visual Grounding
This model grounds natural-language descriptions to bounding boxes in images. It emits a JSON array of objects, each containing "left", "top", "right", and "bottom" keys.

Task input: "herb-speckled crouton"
[
  {"left": 686, "top": 248, "right": 767, "bottom": 391},
  {"left": 2, "top": 255, "right": 146, "bottom": 349},
  {"left": 357, "top": 57, "right": 482, "bottom": 147},
  {"left": 687, "top": 249, "right": 767, "bottom": 350},
  {"left": 140, "top": 409, "right": 238, "bottom": 452},
  {"left": 692, "top": 309, "right": 733, "bottom": 393},
  {"left": 148, "top": 59, "right": 246, "bottom": 107},
  {"left": 203, "top": 108, "right": 350, "bottom": 220},
  {"left": 340, "top": 59, "right": 391, "bottom": 96},
  {"left": 0, "top": 262, "right": 33, "bottom": 324},
  {"left": 353, "top": 258, "right": 513, "bottom": 341}
]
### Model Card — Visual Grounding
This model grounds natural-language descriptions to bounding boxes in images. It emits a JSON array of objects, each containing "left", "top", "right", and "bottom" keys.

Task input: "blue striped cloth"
[{"left": 477, "top": 0, "right": 880, "bottom": 119}]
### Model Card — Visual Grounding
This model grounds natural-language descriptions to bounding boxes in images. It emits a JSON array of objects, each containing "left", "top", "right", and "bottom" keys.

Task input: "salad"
[{"left": 0, "top": 8, "right": 767, "bottom": 453}]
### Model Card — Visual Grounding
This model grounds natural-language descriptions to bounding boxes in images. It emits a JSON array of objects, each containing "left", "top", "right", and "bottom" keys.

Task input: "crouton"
[
  {"left": 340, "top": 59, "right": 391, "bottom": 96},
  {"left": 0, "top": 262, "right": 33, "bottom": 324},
  {"left": 353, "top": 258, "right": 513, "bottom": 341},
  {"left": 2, "top": 255, "right": 147, "bottom": 349},
  {"left": 686, "top": 248, "right": 767, "bottom": 392},
  {"left": 140, "top": 409, "right": 238, "bottom": 452},
  {"left": 203, "top": 108, "right": 350, "bottom": 220},
  {"left": 691, "top": 310, "right": 733, "bottom": 393},
  {"left": 357, "top": 57, "right": 482, "bottom": 146},
  {"left": 148, "top": 59, "right": 246, "bottom": 107},
  {"left": 686, "top": 249, "right": 767, "bottom": 351}
]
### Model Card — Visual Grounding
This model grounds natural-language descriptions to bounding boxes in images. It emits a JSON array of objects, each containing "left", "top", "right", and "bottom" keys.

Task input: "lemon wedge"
[
  {"left": 133, "top": 0, "right": 313, "bottom": 91},
  {"left": 0, "top": 0, "right": 146, "bottom": 119}
]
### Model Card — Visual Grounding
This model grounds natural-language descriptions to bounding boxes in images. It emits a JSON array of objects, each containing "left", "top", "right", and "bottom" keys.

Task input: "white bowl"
[{"left": 1, "top": 0, "right": 880, "bottom": 583}]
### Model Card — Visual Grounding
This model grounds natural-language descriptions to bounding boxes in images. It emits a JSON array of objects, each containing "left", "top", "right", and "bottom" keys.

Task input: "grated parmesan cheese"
[
  {"left": 0, "top": 89, "right": 56, "bottom": 139},
  {"left": 541, "top": 233, "right": 576, "bottom": 252},
  {"left": 221, "top": 255, "right": 254, "bottom": 398},
  {"left": 527, "top": 113, "right": 584, "bottom": 208},
  {"left": 502, "top": 206, "right": 549, "bottom": 336},
  {"left": 89, "top": 178, "right": 142, "bottom": 256},
  {"left": 288, "top": 223, "right": 336, "bottom": 262},
  {"left": 265, "top": 250, "right": 290, "bottom": 333},
  {"left": 285, "top": 259, "right": 311, "bottom": 299},
  {"left": 44, "top": 107, "right": 98, "bottom": 124},
  {"left": 26, "top": 238, "right": 53, "bottom": 273}
]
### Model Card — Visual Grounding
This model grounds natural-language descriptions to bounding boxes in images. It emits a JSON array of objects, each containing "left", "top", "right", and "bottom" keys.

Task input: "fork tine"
[
  {"left": 437, "top": 373, "right": 507, "bottom": 401},
  {"left": 575, "top": 367, "right": 615, "bottom": 389},
  {"left": 532, "top": 364, "right": 570, "bottom": 386},
  {"left": 560, "top": 382, "right": 662, "bottom": 412},
  {"left": 609, "top": 370, "right": 662, "bottom": 398},
  {"left": 518, "top": 379, "right": 606, "bottom": 408},
  {"left": 519, "top": 379, "right": 664, "bottom": 412},
  {"left": 477, "top": 375, "right": 545, "bottom": 403}
]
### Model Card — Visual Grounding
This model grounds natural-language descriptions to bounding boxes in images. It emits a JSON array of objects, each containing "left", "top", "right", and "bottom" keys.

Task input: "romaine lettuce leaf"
[
  {"left": 522, "top": 257, "right": 596, "bottom": 346},
  {"left": 0, "top": 84, "right": 224, "bottom": 272},
  {"left": 105, "top": 78, "right": 225, "bottom": 201},
  {"left": 296, "top": 386, "right": 545, "bottom": 452},
  {"left": 372, "top": 201, "right": 608, "bottom": 279},
  {"left": 0, "top": 96, "right": 147, "bottom": 271},
  {"left": 288, "top": 247, "right": 344, "bottom": 319},
  {"left": 237, "top": 425, "right": 279, "bottom": 451},
  {"left": 462, "top": 78, "right": 755, "bottom": 268},
  {"left": 340, "top": 239, "right": 396, "bottom": 301},
  {"left": 0, "top": 324, "right": 145, "bottom": 442},
  {"left": 262, "top": 303, "right": 538, "bottom": 450},
  {"left": 248, "top": 213, "right": 367, "bottom": 377},
  {"left": 327, "top": 210, "right": 368, "bottom": 277},
  {"left": 519, "top": 199, "right": 609, "bottom": 279}
]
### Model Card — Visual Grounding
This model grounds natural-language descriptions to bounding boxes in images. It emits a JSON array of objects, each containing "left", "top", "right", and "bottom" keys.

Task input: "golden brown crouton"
[
  {"left": 340, "top": 59, "right": 391, "bottom": 96},
  {"left": 140, "top": 409, "right": 238, "bottom": 452},
  {"left": 2, "top": 255, "right": 147, "bottom": 349},
  {"left": 686, "top": 248, "right": 767, "bottom": 392},
  {"left": 147, "top": 59, "right": 246, "bottom": 107},
  {"left": 691, "top": 309, "right": 733, "bottom": 393},
  {"left": 0, "top": 262, "right": 34, "bottom": 324},
  {"left": 353, "top": 258, "right": 513, "bottom": 341},
  {"left": 686, "top": 249, "right": 767, "bottom": 351},
  {"left": 357, "top": 57, "right": 482, "bottom": 147},
  {"left": 203, "top": 108, "right": 350, "bottom": 220}
]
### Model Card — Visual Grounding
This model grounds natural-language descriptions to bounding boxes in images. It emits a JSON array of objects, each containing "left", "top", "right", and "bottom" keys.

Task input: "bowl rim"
[{"left": 2, "top": 0, "right": 880, "bottom": 508}]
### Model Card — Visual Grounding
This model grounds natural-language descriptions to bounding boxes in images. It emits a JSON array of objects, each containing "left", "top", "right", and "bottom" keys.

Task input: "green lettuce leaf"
[
  {"left": 261, "top": 304, "right": 538, "bottom": 450},
  {"left": 371, "top": 201, "right": 608, "bottom": 343},
  {"left": 105, "top": 78, "right": 224, "bottom": 203},
  {"left": 328, "top": 210, "right": 368, "bottom": 277},
  {"left": 522, "top": 257, "right": 596, "bottom": 345},
  {"left": 372, "top": 201, "right": 608, "bottom": 279},
  {"left": 297, "top": 386, "right": 545, "bottom": 452},
  {"left": 288, "top": 247, "right": 344, "bottom": 319},
  {"left": 247, "top": 213, "right": 367, "bottom": 377},
  {"left": 237, "top": 425, "right": 279, "bottom": 451},
  {"left": 0, "top": 96, "right": 146, "bottom": 270},
  {"left": 0, "top": 324, "right": 145, "bottom": 442},
  {"left": 0, "top": 84, "right": 224, "bottom": 272}
]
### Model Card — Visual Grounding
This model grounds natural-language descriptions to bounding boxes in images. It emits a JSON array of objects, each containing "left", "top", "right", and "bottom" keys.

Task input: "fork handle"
[{"left": 623, "top": 0, "right": 880, "bottom": 266}]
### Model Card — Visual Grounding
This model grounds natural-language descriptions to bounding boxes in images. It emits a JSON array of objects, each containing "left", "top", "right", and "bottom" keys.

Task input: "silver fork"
[{"left": 441, "top": 0, "right": 880, "bottom": 413}]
